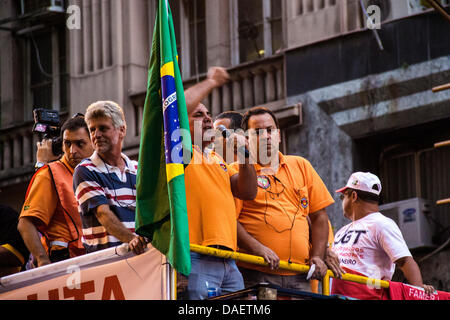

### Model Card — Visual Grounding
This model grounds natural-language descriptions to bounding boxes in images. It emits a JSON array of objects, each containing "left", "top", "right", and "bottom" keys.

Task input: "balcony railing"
[
  {"left": 183, "top": 54, "right": 285, "bottom": 116},
  {"left": 130, "top": 53, "right": 302, "bottom": 146},
  {"left": 0, "top": 123, "right": 37, "bottom": 186}
]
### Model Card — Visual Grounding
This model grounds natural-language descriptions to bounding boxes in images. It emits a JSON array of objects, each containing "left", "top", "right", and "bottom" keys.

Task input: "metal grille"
[
  {"left": 382, "top": 146, "right": 450, "bottom": 238},
  {"left": 420, "top": 147, "right": 450, "bottom": 237}
]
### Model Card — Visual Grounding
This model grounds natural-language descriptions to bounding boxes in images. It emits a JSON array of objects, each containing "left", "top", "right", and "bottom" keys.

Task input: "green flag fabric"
[{"left": 136, "top": 0, "right": 192, "bottom": 276}]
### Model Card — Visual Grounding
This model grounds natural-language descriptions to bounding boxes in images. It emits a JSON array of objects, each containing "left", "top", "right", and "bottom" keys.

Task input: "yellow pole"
[
  {"left": 431, "top": 83, "right": 450, "bottom": 93},
  {"left": 425, "top": 0, "right": 450, "bottom": 24},
  {"left": 437, "top": 198, "right": 450, "bottom": 206},
  {"left": 190, "top": 244, "right": 311, "bottom": 274},
  {"left": 172, "top": 268, "right": 177, "bottom": 300},
  {"left": 190, "top": 244, "right": 390, "bottom": 291},
  {"left": 434, "top": 140, "right": 450, "bottom": 149},
  {"left": 326, "top": 269, "right": 390, "bottom": 289},
  {"left": 322, "top": 272, "right": 331, "bottom": 296}
]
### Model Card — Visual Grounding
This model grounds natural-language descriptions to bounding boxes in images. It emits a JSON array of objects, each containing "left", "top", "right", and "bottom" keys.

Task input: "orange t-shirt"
[
  {"left": 232, "top": 153, "right": 334, "bottom": 275},
  {"left": 185, "top": 146, "right": 238, "bottom": 251},
  {"left": 20, "top": 156, "right": 73, "bottom": 248}
]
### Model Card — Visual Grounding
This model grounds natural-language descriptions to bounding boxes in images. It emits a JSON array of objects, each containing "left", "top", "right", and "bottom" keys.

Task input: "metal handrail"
[
  {"left": 432, "top": 83, "right": 450, "bottom": 93},
  {"left": 189, "top": 244, "right": 390, "bottom": 297}
]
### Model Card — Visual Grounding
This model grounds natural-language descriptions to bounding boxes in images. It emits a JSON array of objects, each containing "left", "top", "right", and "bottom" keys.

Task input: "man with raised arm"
[{"left": 182, "top": 67, "right": 257, "bottom": 299}]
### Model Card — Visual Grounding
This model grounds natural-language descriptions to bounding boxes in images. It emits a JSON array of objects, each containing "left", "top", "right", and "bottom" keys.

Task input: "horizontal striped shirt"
[{"left": 73, "top": 151, "right": 137, "bottom": 253}]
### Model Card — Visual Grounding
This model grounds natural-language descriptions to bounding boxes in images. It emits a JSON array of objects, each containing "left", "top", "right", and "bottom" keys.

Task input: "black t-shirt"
[{"left": 0, "top": 205, "right": 30, "bottom": 266}]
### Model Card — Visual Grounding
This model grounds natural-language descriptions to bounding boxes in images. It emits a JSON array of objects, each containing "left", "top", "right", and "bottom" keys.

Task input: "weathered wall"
[
  {"left": 285, "top": 93, "right": 353, "bottom": 230},
  {"left": 392, "top": 249, "right": 450, "bottom": 292}
]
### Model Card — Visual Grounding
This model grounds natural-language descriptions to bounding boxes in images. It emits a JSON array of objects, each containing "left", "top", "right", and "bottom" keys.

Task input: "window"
[
  {"left": 188, "top": 0, "right": 206, "bottom": 76},
  {"left": 25, "top": 26, "right": 68, "bottom": 119},
  {"left": 0, "top": 54, "right": 2, "bottom": 124},
  {"left": 354, "top": 119, "right": 450, "bottom": 239},
  {"left": 238, "top": 0, "right": 264, "bottom": 62},
  {"left": 29, "top": 32, "right": 53, "bottom": 109},
  {"left": 270, "top": 0, "right": 283, "bottom": 55},
  {"left": 155, "top": 0, "right": 206, "bottom": 78},
  {"left": 236, "top": 0, "right": 283, "bottom": 64},
  {"left": 168, "top": 0, "right": 182, "bottom": 71},
  {"left": 381, "top": 145, "right": 450, "bottom": 241}
]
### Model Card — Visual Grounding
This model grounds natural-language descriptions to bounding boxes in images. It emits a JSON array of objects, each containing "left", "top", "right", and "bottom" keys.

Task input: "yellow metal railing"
[
  {"left": 190, "top": 244, "right": 390, "bottom": 297},
  {"left": 434, "top": 140, "right": 450, "bottom": 206},
  {"left": 431, "top": 83, "right": 450, "bottom": 93}
]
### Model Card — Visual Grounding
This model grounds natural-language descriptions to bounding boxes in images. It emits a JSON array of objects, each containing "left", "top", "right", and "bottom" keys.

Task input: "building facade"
[{"left": 1, "top": 0, "right": 449, "bottom": 289}]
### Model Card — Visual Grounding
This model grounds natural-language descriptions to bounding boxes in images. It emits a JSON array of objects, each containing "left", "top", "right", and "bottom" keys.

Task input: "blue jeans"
[
  {"left": 239, "top": 267, "right": 312, "bottom": 292},
  {"left": 187, "top": 252, "right": 244, "bottom": 300}
]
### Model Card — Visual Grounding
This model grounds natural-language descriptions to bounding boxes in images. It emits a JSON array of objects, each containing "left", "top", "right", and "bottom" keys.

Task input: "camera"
[{"left": 32, "top": 108, "right": 63, "bottom": 157}]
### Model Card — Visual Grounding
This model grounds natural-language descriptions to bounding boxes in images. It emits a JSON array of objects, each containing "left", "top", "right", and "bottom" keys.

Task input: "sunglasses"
[{"left": 339, "top": 190, "right": 354, "bottom": 200}]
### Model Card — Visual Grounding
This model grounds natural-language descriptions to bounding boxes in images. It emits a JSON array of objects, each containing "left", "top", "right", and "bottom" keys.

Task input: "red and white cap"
[{"left": 335, "top": 172, "right": 382, "bottom": 195}]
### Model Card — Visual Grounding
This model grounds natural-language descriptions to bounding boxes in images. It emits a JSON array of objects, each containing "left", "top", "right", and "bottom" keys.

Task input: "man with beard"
[
  {"left": 231, "top": 106, "right": 335, "bottom": 292},
  {"left": 181, "top": 67, "right": 257, "bottom": 299},
  {"left": 73, "top": 101, "right": 146, "bottom": 255},
  {"left": 18, "top": 116, "right": 93, "bottom": 265}
]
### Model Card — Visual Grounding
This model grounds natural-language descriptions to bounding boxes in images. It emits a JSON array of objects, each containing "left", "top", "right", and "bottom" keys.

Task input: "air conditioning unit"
[
  {"left": 379, "top": 198, "right": 433, "bottom": 249},
  {"left": 361, "top": 0, "right": 411, "bottom": 22},
  {"left": 21, "top": 0, "right": 65, "bottom": 15},
  {"left": 408, "top": 0, "right": 450, "bottom": 15},
  {"left": 362, "top": 0, "right": 450, "bottom": 22}
]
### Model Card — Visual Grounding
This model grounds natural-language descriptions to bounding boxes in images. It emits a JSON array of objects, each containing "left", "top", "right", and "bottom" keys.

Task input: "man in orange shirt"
[
  {"left": 18, "top": 116, "right": 93, "bottom": 266},
  {"left": 232, "top": 106, "right": 335, "bottom": 292},
  {"left": 183, "top": 67, "right": 257, "bottom": 299}
]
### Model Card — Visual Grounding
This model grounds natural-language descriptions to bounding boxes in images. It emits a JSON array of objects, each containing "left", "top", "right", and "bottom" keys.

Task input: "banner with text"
[{"left": 0, "top": 245, "right": 169, "bottom": 300}]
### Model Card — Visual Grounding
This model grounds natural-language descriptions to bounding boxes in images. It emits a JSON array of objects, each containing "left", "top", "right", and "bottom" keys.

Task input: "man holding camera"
[{"left": 18, "top": 116, "right": 93, "bottom": 266}]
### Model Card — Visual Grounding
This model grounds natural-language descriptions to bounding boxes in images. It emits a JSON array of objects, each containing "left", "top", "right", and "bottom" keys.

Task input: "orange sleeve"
[
  {"left": 227, "top": 163, "right": 238, "bottom": 178},
  {"left": 302, "top": 159, "right": 335, "bottom": 214},
  {"left": 328, "top": 220, "right": 334, "bottom": 245},
  {"left": 229, "top": 162, "right": 243, "bottom": 217},
  {"left": 20, "top": 168, "right": 58, "bottom": 226}
]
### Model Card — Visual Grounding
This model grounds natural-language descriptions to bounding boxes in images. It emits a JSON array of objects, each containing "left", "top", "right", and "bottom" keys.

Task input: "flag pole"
[{"left": 171, "top": 265, "right": 177, "bottom": 300}]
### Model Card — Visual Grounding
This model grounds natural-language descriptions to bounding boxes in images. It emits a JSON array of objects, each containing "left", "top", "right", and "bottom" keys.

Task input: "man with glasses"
[
  {"left": 231, "top": 106, "right": 334, "bottom": 292},
  {"left": 18, "top": 115, "right": 93, "bottom": 266},
  {"left": 329, "top": 172, "right": 434, "bottom": 299}
]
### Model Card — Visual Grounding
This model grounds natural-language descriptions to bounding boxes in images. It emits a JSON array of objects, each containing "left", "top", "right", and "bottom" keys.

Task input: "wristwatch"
[{"left": 35, "top": 162, "right": 45, "bottom": 170}]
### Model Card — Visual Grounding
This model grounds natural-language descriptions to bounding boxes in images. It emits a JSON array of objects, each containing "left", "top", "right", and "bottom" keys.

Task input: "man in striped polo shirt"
[{"left": 73, "top": 101, "right": 146, "bottom": 255}]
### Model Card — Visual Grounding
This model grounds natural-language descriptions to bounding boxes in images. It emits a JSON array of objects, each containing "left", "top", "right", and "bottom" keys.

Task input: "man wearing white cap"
[{"left": 328, "top": 172, "right": 434, "bottom": 299}]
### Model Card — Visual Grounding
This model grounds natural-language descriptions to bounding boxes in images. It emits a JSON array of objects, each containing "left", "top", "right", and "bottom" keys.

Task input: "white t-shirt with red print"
[{"left": 332, "top": 212, "right": 412, "bottom": 281}]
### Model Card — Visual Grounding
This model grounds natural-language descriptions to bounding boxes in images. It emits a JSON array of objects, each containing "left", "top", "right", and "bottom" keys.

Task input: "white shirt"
[{"left": 333, "top": 212, "right": 412, "bottom": 281}]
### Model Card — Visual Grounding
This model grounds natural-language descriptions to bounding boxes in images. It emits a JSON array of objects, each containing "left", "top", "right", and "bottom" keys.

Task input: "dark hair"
[
  {"left": 242, "top": 106, "right": 279, "bottom": 130},
  {"left": 214, "top": 111, "right": 244, "bottom": 130},
  {"left": 61, "top": 116, "right": 90, "bottom": 138},
  {"left": 347, "top": 188, "right": 380, "bottom": 204}
]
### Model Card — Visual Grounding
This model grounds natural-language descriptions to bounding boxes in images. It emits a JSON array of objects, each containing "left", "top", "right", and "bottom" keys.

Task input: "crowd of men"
[{"left": 0, "top": 67, "right": 435, "bottom": 300}]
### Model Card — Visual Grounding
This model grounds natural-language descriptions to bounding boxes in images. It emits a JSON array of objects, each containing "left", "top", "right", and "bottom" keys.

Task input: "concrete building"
[{"left": 1, "top": 0, "right": 449, "bottom": 290}]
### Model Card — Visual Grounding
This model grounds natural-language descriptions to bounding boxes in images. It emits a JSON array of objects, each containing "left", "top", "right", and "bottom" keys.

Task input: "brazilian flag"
[{"left": 136, "top": 0, "right": 192, "bottom": 276}]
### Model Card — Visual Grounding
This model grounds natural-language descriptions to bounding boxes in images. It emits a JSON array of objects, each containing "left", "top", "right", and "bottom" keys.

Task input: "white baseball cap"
[{"left": 335, "top": 172, "right": 382, "bottom": 196}]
